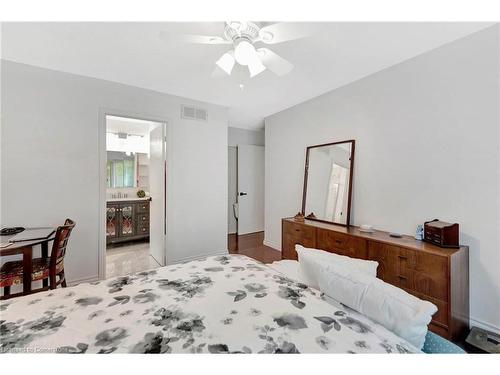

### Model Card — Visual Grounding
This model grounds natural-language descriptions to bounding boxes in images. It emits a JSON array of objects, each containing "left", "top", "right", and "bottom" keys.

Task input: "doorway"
[
  {"left": 103, "top": 115, "right": 167, "bottom": 278},
  {"left": 227, "top": 144, "right": 265, "bottom": 236}
]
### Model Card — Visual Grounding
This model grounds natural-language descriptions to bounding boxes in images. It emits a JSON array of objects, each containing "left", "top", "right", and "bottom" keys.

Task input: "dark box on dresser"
[{"left": 424, "top": 219, "right": 459, "bottom": 248}]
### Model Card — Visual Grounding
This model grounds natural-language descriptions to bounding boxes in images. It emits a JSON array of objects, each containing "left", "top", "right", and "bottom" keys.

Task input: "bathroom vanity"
[{"left": 106, "top": 198, "right": 150, "bottom": 244}]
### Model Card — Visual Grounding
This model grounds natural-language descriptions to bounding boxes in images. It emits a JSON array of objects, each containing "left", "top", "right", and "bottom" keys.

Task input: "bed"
[{"left": 1, "top": 254, "right": 431, "bottom": 353}]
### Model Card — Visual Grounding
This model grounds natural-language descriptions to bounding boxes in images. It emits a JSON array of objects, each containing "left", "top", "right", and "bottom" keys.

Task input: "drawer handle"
[
  {"left": 335, "top": 240, "right": 342, "bottom": 244},
  {"left": 398, "top": 275, "right": 407, "bottom": 280},
  {"left": 398, "top": 255, "right": 407, "bottom": 260},
  {"left": 295, "top": 229, "right": 300, "bottom": 232}
]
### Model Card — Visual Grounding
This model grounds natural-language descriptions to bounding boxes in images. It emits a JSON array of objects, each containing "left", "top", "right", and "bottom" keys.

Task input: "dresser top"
[
  {"left": 283, "top": 218, "right": 467, "bottom": 256},
  {"left": 107, "top": 197, "right": 151, "bottom": 203}
]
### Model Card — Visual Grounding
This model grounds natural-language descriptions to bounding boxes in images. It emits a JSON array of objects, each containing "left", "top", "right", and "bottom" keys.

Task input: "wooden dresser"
[{"left": 282, "top": 218, "right": 469, "bottom": 341}]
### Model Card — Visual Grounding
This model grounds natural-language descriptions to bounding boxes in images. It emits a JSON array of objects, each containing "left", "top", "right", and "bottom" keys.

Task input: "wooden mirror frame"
[{"left": 301, "top": 139, "right": 355, "bottom": 227}]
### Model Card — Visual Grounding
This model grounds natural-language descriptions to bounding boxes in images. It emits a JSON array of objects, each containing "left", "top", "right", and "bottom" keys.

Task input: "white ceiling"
[
  {"left": 106, "top": 116, "right": 159, "bottom": 136},
  {"left": 1, "top": 22, "right": 494, "bottom": 130}
]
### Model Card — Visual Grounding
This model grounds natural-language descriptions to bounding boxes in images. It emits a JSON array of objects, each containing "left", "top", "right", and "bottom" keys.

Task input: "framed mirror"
[{"left": 301, "top": 140, "right": 355, "bottom": 226}]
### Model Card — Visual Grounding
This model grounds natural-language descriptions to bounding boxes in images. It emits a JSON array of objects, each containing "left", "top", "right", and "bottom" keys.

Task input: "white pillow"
[
  {"left": 295, "top": 245, "right": 378, "bottom": 289},
  {"left": 317, "top": 263, "right": 437, "bottom": 349}
]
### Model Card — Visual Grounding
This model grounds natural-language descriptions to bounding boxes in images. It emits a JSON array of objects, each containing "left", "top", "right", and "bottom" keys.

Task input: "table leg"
[
  {"left": 22, "top": 247, "right": 33, "bottom": 294},
  {"left": 41, "top": 242, "right": 49, "bottom": 287}
]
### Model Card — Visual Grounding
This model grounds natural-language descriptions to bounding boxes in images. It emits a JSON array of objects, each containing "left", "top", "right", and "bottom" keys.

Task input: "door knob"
[{"left": 239, "top": 192, "right": 247, "bottom": 196}]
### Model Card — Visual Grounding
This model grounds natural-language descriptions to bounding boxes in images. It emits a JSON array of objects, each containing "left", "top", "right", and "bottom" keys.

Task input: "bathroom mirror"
[
  {"left": 106, "top": 151, "right": 136, "bottom": 188},
  {"left": 302, "top": 140, "right": 355, "bottom": 226}
]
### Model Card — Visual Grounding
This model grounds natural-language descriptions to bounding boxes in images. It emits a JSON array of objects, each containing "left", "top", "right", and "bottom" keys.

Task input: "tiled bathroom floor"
[{"left": 106, "top": 241, "right": 161, "bottom": 278}]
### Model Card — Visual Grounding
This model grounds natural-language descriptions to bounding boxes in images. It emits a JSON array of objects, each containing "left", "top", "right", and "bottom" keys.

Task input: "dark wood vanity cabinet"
[
  {"left": 282, "top": 218, "right": 469, "bottom": 341},
  {"left": 106, "top": 200, "right": 150, "bottom": 244}
]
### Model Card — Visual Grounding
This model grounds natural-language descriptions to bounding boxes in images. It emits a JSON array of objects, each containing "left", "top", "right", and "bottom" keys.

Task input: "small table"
[{"left": 0, "top": 228, "right": 56, "bottom": 295}]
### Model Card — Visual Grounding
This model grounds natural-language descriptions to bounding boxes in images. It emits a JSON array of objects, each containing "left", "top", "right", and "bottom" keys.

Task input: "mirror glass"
[
  {"left": 302, "top": 140, "right": 354, "bottom": 225},
  {"left": 107, "top": 151, "right": 136, "bottom": 188}
]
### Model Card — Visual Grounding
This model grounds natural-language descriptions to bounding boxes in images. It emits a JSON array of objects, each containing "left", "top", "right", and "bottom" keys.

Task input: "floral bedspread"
[{"left": 0, "top": 255, "right": 419, "bottom": 353}]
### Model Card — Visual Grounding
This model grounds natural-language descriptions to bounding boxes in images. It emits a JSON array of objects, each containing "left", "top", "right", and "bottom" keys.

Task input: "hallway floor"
[{"left": 228, "top": 231, "right": 281, "bottom": 263}]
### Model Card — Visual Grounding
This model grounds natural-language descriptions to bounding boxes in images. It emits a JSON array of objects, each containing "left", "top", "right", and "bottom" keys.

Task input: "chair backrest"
[{"left": 50, "top": 218, "right": 76, "bottom": 268}]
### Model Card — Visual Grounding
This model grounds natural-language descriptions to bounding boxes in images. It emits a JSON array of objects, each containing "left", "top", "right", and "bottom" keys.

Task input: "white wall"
[
  {"left": 228, "top": 127, "right": 265, "bottom": 147},
  {"left": 1, "top": 61, "right": 228, "bottom": 283},
  {"left": 265, "top": 26, "right": 500, "bottom": 332}
]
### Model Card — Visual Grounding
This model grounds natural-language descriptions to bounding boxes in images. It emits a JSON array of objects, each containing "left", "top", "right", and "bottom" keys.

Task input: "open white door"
[
  {"left": 237, "top": 145, "right": 265, "bottom": 235},
  {"left": 149, "top": 124, "right": 166, "bottom": 266}
]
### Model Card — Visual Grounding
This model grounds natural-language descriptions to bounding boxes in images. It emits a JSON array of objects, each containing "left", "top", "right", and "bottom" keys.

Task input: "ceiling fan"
[{"left": 160, "top": 22, "right": 311, "bottom": 78}]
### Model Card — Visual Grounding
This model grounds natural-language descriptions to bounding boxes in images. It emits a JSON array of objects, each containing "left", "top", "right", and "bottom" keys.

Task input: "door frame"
[
  {"left": 98, "top": 108, "right": 171, "bottom": 280},
  {"left": 228, "top": 146, "right": 238, "bottom": 235}
]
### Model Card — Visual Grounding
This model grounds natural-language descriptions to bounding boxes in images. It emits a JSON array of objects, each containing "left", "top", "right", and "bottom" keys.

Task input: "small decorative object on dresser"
[
  {"left": 136, "top": 189, "right": 146, "bottom": 198},
  {"left": 415, "top": 224, "right": 424, "bottom": 240},
  {"left": 359, "top": 224, "right": 374, "bottom": 233},
  {"left": 424, "top": 219, "right": 459, "bottom": 248},
  {"left": 281, "top": 217, "right": 469, "bottom": 341},
  {"left": 293, "top": 212, "right": 305, "bottom": 222}
]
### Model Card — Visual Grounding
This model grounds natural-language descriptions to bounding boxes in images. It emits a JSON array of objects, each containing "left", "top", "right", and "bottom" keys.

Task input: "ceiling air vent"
[{"left": 181, "top": 105, "right": 208, "bottom": 122}]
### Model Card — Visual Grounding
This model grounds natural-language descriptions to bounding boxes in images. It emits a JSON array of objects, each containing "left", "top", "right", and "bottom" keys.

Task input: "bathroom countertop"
[{"left": 106, "top": 197, "right": 151, "bottom": 203}]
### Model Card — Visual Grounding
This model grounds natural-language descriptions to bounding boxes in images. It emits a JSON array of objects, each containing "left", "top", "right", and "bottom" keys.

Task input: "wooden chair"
[{"left": 1, "top": 219, "right": 76, "bottom": 299}]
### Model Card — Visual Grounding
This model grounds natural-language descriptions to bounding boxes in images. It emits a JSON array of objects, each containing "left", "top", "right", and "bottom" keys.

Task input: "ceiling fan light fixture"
[
  {"left": 234, "top": 40, "right": 257, "bottom": 66},
  {"left": 248, "top": 58, "right": 266, "bottom": 77},
  {"left": 216, "top": 51, "right": 235, "bottom": 75}
]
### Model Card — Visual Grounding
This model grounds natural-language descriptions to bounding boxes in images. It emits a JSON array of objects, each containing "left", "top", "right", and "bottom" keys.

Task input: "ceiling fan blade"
[
  {"left": 258, "top": 22, "right": 315, "bottom": 44},
  {"left": 257, "top": 48, "right": 294, "bottom": 76},
  {"left": 159, "top": 30, "right": 231, "bottom": 45},
  {"left": 211, "top": 66, "right": 229, "bottom": 78}
]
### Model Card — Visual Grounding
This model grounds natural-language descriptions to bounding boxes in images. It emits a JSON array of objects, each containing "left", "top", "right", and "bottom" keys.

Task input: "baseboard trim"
[
  {"left": 263, "top": 239, "right": 281, "bottom": 252},
  {"left": 168, "top": 250, "right": 228, "bottom": 265},
  {"left": 67, "top": 275, "right": 100, "bottom": 287},
  {"left": 469, "top": 317, "right": 500, "bottom": 334}
]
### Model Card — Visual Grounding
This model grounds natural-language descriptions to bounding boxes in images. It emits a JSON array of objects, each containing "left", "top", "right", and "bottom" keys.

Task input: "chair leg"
[
  {"left": 3, "top": 286, "right": 11, "bottom": 297},
  {"left": 49, "top": 274, "right": 57, "bottom": 290},
  {"left": 43, "top": 278, "right": 49, "bottom": 288},
  {"left": 60, "top": 271, "right": 67, "bottom": 288}
]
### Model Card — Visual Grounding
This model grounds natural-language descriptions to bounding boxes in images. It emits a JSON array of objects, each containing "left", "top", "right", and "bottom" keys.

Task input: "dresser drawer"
[
  {"left": 396, "top": 249, "right": 448, "bottom": 275},
  {"left": 369, "top": 243, "right": 448, "bottom": 301},
  {"left": 317, "top": 228, "right": 367, "bottom": 259},
  {"left": 136, "top": 213, "right": 149, "bottom": 223},
  {"left": 282, "top": 235, "right": 316, "bottom": 260},
  {"left": 428, "top": 321, "right": 450, "bottom": 339},
  {"left": 398, "top": 250, "right": 448, "bottom": 301},
  {"left": 368, "top": 242, "right": 399, "bottom": 285},
  {"left": 283, "top": 221, "right": 316, "bottom": 241},
  {"left": 398, "top": 270, "right": 448, "bottom": 301},
  {"left": 282, "top": 221, "right": 316, "bottom": 260},
  {"left": 136, "top": 201, "right": 150, "bottom": 213},
  {"left": 136, "top": 222, "right": 150, "bottom": 235},
  {"left": 404, "top": 288, "right": 449, "bottom": 328}
]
